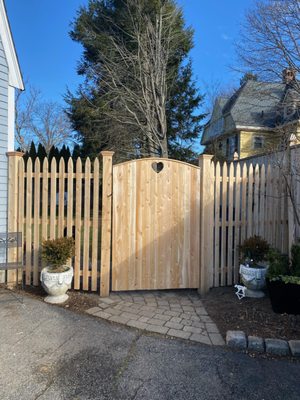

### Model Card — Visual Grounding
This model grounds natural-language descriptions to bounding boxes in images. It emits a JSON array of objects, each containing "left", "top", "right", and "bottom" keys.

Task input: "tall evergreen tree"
[
  {"left": 72, "top": 144, "right": 81, "bottom": 161},
  {"left": 37, "top": 143, "right": 47, "bottom": 161},
  {"left": 59, "top": 145, "right": 71, "bottom": 164},
  {"left": 66, "top": 0, "right": 204, "bottom": 162},
  {"left": 29, "top": 141, "right": 37, "bottom": 161},
  {"left": 48, "top": 146, "right": 60, "bottom": 163}
]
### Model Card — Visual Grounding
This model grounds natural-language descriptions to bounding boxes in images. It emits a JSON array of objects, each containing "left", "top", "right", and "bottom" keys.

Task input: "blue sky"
[{"left": 6, "top": 0, "right": 254, "bottom": 105}]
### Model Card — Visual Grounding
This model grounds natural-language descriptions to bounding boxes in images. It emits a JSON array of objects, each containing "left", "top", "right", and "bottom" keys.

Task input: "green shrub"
[
  {"left": 291, "top": 244, "right": 300, "bottom": 277},
  {"left": 281, "top": 275, "right": 300, "bottom": 285},
  {"left": 266, "top": 248, "right": 289, "bottom": 280},
  {"left": 239, "top": 235, "right": 270, "bottom": 265},
  {"left": 42, "top": 237, "right": 75, "bottom": 272}
]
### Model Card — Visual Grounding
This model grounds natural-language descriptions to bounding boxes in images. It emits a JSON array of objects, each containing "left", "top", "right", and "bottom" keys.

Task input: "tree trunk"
[{"left": 160, "top": 135, "right": 168, "bottom": 158}]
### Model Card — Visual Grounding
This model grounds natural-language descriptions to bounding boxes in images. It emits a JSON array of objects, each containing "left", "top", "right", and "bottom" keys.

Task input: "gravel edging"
[{"left": 226, "top": 330, "right": 300, "bottom": 357}]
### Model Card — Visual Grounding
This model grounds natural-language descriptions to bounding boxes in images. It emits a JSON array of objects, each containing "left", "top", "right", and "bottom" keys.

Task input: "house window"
[
  {"left": 229, "top": 135, "right": 238, "bottom": 156},
  {"left": 226, "top": 135, "right": 238, "bottom": 158},
  {"left": 253, "top": 136, "right": 264, "bottom": 149}
]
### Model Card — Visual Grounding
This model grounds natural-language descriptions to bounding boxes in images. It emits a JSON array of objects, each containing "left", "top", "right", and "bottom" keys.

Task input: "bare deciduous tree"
[
  {"left": 15, "top": 85, "right": 73, "bottom": 154},
  {"left": 83, "top": 0, "right": 186, "bottom": 157},
  {"left": 30, "top": 102, "right": 73, "bottom": 154},
  {"left": 15, "top": 86, "right": 40, "bottom": 151},
  {"left": 236, "top": 0, "right": 300, "bottom": 83},
  {"left": 235, "top": 0, "right": 300, "bottom": 240}
]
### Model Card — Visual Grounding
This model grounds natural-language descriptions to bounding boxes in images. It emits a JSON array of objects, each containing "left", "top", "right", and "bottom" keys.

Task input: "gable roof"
[
  {"left": 202, "top": 80, "right": 287, "bottom": 145},
  {"left": 0, "top": 0, "right": 24, "bottom": 90}
]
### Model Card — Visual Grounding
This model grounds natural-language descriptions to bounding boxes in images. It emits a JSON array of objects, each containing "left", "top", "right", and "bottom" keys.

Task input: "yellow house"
[{"left": 201, "top": 69, "right": 300, "bottom": 160}]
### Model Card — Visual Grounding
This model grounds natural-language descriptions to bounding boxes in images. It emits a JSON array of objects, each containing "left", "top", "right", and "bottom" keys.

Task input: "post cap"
[
  {"left": 6, "top": 151, "right": 24, "bottom": 157},
  {"left": 100, "top": 151, "right": 115, "bottom": 157}
]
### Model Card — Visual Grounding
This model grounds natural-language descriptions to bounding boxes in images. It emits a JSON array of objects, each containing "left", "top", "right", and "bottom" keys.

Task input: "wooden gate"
[{"left": 112, "top": 158, "right": 201, "bottom": 291}]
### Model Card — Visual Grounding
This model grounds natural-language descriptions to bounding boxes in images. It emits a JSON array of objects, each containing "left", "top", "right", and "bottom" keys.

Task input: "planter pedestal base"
[
  {"left": 245, "top": 288, "right": 265, "bottom": 298},
  {"left": 44, "top": 294, "right": 69, "bottom": 304}
]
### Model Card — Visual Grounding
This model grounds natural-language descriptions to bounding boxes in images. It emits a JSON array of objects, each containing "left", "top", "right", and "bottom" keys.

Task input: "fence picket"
[
  {"left": 241, "top": 163, "right": 248, "bottom": 244},
  {"left": 227, "top": 162, "right": 234, "bottom": 286},
  {"left": 50, "top": 158, "right": 57, "bottom": 240},
  {"left": 67, "top": 158, "right": 74, "bottom": 266},
  {"left": 83, "top": 158, "right": 91, "bottom": 290},
  {"left": 91, "top": 158, "right": 99, "bottom": 291},
  {"left": 221, "top": 163, "right": 227, "bottom": 286},
  {"left": 234, "top": 163, "right": 241, "bottom": 283},
  {"left": 25, "top": 158, "right": 32, "bottom": 285},
  {"left": 248, "top": 164, "right": 254, "bottom": 238},
  {"left": 42, "top": 158, "right": 49, "bottom": 242},
  {"left": 74, "top": 158, "right": 82, "bottom": 290},
  {"left": 33, "top": 158, "right": 40, "bottom": 285},
  {"left": 253, "top": 164, "right": 260, "bottom": 236},
  {"left": 58, "top": 158, "right": 65, "bottom": 237},
  {"left": 214, "top": 162, "right": 221, "bottom": 287},
  {"left": 265, "top": 164, "right": 272, "bottom": 244},
  {"left": 259, "top": 164, "right": 266, "bottom": 238}
]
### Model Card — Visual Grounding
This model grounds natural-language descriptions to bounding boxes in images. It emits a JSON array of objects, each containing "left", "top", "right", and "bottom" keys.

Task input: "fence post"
[
  {"left": 287, "top": 148, "right": 296, "bottom": 251},
  {"left": 7, "top": 151, "right": 23, "bottom": 287},
  {"left": 199, "top": 154, "right": 214, "bottom": 295},
  {"left": 100, "top": 151, "right": 114, "bottom": 297}
]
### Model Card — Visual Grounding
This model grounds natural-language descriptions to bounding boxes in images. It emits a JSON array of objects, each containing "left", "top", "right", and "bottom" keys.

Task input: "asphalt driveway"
[{"left": 0, "top": 292, "right": 299, "bottom": 400}]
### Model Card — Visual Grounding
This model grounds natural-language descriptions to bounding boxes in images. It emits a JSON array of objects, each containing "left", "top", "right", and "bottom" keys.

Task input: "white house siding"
[{"left": 0, "top": 37, "right": 8, "bottom": 237}]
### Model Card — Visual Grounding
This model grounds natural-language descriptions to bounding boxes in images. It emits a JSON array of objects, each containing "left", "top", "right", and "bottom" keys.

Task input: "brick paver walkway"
[{"left": 86, "top": 290, "right": 224, "bottom": 346}]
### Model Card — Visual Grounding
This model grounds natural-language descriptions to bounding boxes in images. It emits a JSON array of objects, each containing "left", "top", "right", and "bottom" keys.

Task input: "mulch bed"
[
  {"left": 18, "top": 285, "right": 300, "bottom": 341},
  {"left": 202, "top": 287, "right": 300, "bottom": 341},
  {"left": 22, "top": 286, "right": 100, "bottom": 313}
]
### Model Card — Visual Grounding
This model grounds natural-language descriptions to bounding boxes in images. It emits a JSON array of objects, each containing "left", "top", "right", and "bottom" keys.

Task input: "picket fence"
[
  {"left": 5, "top": 152, "right": 292, "bottom": 295},
  {"left": 206, "top": 161, "right": 289, "bottom": 290}
]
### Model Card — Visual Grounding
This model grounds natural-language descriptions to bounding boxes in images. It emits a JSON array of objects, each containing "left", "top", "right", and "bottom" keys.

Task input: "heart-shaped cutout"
[{"left": 152, "top": 161, "right": 164, "bottom": 173}]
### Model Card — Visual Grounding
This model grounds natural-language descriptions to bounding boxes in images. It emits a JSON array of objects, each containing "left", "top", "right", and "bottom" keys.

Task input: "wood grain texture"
[
  {"left": 25, "top": 158, "right": 32, "bottom": 285},
  {"left": 66, "top": 158, "right": 73, "bottom": 268},
  {"left": 33, "top": 158, "right": 40, "bottom": 286},
  {"left": 112, "top": 158, "right": 200, "bottom": 291},
  {"left": 227, "top": 162, "right": 234, "bottom": 286},
  {"left": 74, "top": 158, "right": 82, "bottom": 290},
  {"left": 91, "top": 158, "right": 99, "bottom": 291},
  {"left": 220, "top": 163, "right": 227, "bottom": 287},
  {"left": 50, "top": 158, "right": 57, "bottom": 240},
  {"left": 234, "top": 163, "right": 241, "bottom": 283},
  {"left": 13, "top": 155, "right": 291, "bottom": 291},
  {"left": 58, "top": 158, "right": 65, "bottom": 238},
  {"left": 83, "top": 158, "right": 91, "bottom": 290},
  {"left": 100, "top": 152, "right": 114, "bottom": 297},
  {"left": 7, "top": 153, "right": 23, "bottom": 286},
  {"left": 41, "top": 158, "right": 48, "bottom": 243},
  {"left": 214, "top": 162, "right": 221, "bottom": 287}
]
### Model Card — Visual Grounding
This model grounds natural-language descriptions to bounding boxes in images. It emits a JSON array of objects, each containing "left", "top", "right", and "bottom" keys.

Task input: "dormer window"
[
  {"left": 284, "top": 102, "right": 297, "bottom": 120},
  {"left": 253, "top": 136, "right": 264, "bottom": 149}
]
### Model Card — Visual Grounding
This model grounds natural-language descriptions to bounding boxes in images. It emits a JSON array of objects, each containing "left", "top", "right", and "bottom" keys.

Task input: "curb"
[{"left": 226, "top": 330, "right": 300, "bottom": 357}]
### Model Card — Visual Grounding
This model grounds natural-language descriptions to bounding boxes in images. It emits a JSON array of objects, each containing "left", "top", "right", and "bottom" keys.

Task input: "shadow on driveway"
[{"left": 0, "top": 293, "right": 299, "bottom": 400}]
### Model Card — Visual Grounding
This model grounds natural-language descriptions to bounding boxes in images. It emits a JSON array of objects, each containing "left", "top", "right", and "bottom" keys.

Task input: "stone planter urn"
[
  {"left": 40, "top": 266, "right": 74, "bottom": 304},
  {"left": 239, "top": 263, "right": 268, "bottom": 298}
]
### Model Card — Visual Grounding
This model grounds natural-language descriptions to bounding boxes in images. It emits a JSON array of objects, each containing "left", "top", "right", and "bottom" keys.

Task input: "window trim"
[{"left": 253, "top": 136, "right": 264, "bottom": 150}]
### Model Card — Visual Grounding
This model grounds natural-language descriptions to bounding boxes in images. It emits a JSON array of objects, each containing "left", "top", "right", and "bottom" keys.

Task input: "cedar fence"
[{"left": 4, "top": 151, "right": 296, "bottom": 295}]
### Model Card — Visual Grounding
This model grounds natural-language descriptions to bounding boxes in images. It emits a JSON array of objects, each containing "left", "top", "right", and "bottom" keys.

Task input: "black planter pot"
[{"left": 266, "top": 278, "right": 300, "bottom": 315}]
